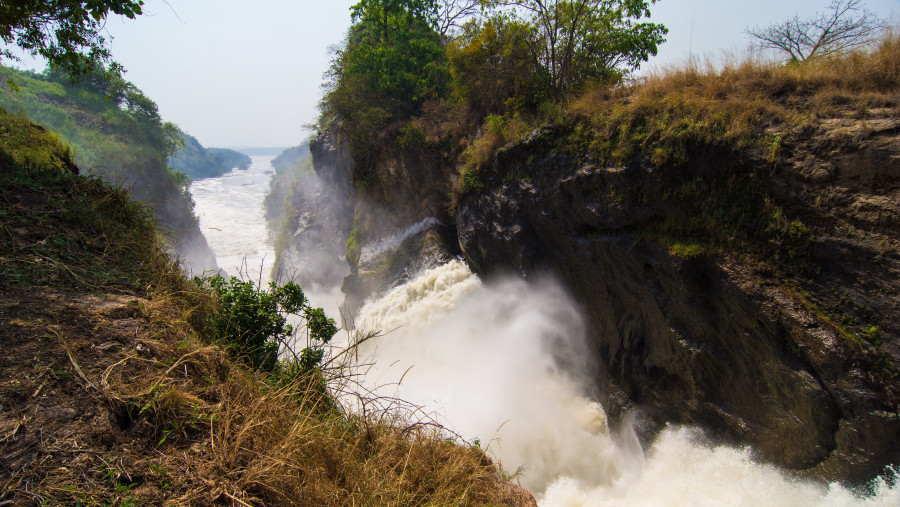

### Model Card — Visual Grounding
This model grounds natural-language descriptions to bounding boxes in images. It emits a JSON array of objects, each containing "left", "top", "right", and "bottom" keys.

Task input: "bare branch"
[
  {"left": 746, "top": 0, "right": 887, "bottom": 63},
  {"left": 438, "top": 0, "right": 481, "bottom": 38}
]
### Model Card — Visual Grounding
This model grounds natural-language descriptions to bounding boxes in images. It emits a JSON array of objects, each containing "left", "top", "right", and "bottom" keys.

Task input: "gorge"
[{"left": 252, "top": 93, "right": 900, "bottom": 501}]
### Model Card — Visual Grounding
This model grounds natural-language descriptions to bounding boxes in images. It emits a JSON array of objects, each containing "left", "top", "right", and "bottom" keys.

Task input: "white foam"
[{"left": 350, "top": 260, "right": 899, "bottom": 504}]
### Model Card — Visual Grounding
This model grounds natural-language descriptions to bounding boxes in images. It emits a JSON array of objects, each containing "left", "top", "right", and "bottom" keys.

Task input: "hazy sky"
[{"left": 8, "top": 0, "right": 900, "bottom": 148}]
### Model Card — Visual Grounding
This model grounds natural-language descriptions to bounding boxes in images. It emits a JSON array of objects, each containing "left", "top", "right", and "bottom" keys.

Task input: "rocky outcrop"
[
  {"left": 269, "top": 133, "right": 355, "bottom": 292},
  {"left": 456, "top": 117, "right": 900, "bottom": 482},
  {"left": 304, "top": 113, "right": 899, "bottom": 484},
  {"left": 310, "top": 132, "right": 461, "bottom": 312}
]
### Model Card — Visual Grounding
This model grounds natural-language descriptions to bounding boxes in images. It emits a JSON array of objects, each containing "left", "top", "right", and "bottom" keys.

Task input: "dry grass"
[
  {"left": 102, "top": 325, "right": 513, "bottom": 506},
  {"left": 567, "top": 32, "right": 900, "bottom": 166}
]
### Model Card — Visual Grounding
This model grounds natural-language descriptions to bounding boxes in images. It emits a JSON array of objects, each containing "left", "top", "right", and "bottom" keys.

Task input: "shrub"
[{"left": 204, "top": 275, "right": 337, "bottom": 376}]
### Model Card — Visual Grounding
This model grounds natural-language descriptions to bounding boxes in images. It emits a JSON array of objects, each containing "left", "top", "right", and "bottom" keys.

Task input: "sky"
[{"left": 7, "top": 0, "right": 900, "bottom": 148}]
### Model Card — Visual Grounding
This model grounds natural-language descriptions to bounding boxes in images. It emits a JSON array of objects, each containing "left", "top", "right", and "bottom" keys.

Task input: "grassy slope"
[
  {"left": 0, "top": 66, "right": 201, "bottom": 241},
  {"left": 0, "top": 109, "right": 528, "bottom": 505}
]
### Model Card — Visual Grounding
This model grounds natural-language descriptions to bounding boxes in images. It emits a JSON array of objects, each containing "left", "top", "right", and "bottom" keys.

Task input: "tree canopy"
[
  {"left": 319, "top": 0, "right": 668, "bottom": 155},
  {"left": 0, "top": 0, "right": 144, "bottom": 76},
  {"left": 484, "top": 0, "right": 667, "bottom": 97},
  {"left": 320, "top": 0, "right": 450, "bottom": 158}
]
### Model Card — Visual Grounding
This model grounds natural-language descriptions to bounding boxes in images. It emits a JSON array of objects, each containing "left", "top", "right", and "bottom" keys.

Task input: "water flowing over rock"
[
  {"left": 456, "top": 122, "right": 900, "bottom": 482},
  {"left": 302, "top": 115, "right": 899, "bottom": 486}
]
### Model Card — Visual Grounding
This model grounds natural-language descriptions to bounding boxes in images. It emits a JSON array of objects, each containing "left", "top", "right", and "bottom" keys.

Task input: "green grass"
[{"left": 0, "top": 107, "right": 183, "bottom": 295}]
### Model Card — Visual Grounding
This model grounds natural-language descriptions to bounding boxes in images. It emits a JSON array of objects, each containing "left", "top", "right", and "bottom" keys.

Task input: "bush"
[{"left": 204, "top": 275, "right": 337, "bottom": 376}]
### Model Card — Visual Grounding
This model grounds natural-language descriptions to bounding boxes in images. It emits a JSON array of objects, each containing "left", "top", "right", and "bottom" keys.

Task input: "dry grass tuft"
[{"left": 103, "top": 331, "right": 514, "bottom": 506}]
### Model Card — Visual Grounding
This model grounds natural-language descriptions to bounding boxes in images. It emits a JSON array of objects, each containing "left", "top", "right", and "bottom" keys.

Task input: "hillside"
[
  {"left": 0, "top": 65, "right": 216, "bottom": 273},
  {"left": 170, "top": 132, "right": 251, "bottom": 179},
  {"left": 0, "top": 109, "right": 531, "bottom": 505},
  {"left": 275, "top": 35, "right": 900, "bottom": 485}
]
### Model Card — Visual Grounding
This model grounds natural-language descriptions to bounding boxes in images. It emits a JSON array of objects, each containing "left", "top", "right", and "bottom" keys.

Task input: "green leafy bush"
[{"left": 204, "top": 275, "right": 337, "bottom": 376}]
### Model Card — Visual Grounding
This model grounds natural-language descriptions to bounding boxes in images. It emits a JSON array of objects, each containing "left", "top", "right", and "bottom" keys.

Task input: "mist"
[
  {"left": 351, "top": 260, "right": 638, "bottom": 492},
  {"left": 347, "top": 260, "right": 900, "bottom": 504}
]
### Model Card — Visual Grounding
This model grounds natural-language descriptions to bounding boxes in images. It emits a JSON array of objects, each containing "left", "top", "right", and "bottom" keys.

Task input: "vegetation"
[
  {"left": 0, "top": 0, "right": 144, "bottom": 77},
  {"left": 320, "top": 0, "right": 450, "bottom": 161},
  {"left": 565, "top": 31, "right": 899, "bottom": 166},
  {"left": 319, "top": 0, "right": 666, "bottom": 164},
  {"left": 204, "top": 274, "right": 337, "bottom": 376},
  {"left": 484, "top": 0, "right": 667, "bottom": 97},
  {"left": 0, "top": 106, "right": 178, "bottom": 294},
  {"left": 0, "top": 63, "right": 202, "bottom": 247},
  {"left": 170, "top": 132, "right": 251, "bottom": 179},
  {"left": 0, "top": 107, "right": 521, "bottom": 505}
]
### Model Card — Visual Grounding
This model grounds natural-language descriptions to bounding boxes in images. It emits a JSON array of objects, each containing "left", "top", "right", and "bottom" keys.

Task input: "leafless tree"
[
  {"left": 437, "top": 0, "right": 481, "bottom": 39},
  {"left": 746, "top": 0, "right": 887, "bottom": 63}
]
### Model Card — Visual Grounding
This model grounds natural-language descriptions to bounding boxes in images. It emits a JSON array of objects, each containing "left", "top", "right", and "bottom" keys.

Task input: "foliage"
[
  {"left": 447, "top": 14, "right": 549, "bottom": 114},
  {"left": 0, "top": 0, "right": 144, "bottom": 76},
  {"left": 205, "top": 275, "right": 337, "bottom": 375},
  {"left": 484, "top": 0, "right": 667, "bottom": 97},
  {"left": 746, "top": 0, "right": 887, "bottom": 64},
  {"left": 0, "top": 64, "right": 197, "bottom": 238},
  {"left": 567, "top": 32, "right": 900, "bottom": 169},
  {"left": 320, "top": 0, "right": 450, "bottom": 159},
  {"left": 346, "top": 210, "right": 362, "bottom": 269},
  {"left": 0, "top": 107, "right": 185, "bottom": 294},
  {"left": 397, "top": 121, "right": 428, "bottom": 148}
]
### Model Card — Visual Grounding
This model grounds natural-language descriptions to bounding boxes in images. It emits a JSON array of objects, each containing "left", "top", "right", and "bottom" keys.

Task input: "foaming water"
[
  {"left": 353, "top": 260, "right": 899, "bottom": 505},
  {"left": 190, "top": 156, "right": 276, "bottom": 284},
  {"left": 359, "top": 216, "right": 440, "bottom": 265}
]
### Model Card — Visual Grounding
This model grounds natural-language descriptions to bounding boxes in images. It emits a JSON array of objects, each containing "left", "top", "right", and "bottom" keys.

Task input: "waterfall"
[
  {"left": 351, "top": 260, "right": 900, "bottom": 506},
  {"left": 191, "top": 164, "right": 899, "bottom": 505}
]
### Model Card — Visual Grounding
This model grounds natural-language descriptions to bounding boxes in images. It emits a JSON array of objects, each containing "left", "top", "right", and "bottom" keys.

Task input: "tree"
[
  {"left": 746, "top": 0, "right": 887, "bottom": 64},
  {"left": 447, "top": 14, "right": 548, "bottom": 112},
  {"left": 0, "top": 0, "right": 144, "bottom": 76},
  {"left": 485, "top": 0, "right": 667, "bottom": 97},
  {"left": 320, "top": 0, "right": 450, "bottom": 157}
]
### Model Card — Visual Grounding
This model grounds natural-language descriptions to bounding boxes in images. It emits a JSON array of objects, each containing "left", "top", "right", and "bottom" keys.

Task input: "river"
[
  {"left": 189, "top": 156, "right": 277, "bottom": 285},
  {"left": 190, "top": 157, "right": 899, "bottom": 506}
]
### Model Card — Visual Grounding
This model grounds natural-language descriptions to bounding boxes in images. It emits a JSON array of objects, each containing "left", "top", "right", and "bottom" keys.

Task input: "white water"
[
  {"left": 188, "top": 163, "right": 899, "bottom": 505},
  {"left": 359, "top": 216, "right": 440, "bottom": 265},
  {"left": 189, "top": 156, "right": 276, "bottom": 285},
  {"left": 352, "top": 260, "right": 900, "bottom": 506}
]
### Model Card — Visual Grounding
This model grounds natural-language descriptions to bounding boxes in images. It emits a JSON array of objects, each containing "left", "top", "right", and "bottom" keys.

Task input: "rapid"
[{"left": 190, "top": 163, "right": 899, "bottom": 506}]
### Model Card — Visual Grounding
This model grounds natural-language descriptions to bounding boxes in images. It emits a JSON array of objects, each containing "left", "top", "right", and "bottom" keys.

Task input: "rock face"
[
  {"left": 310, "top": 132, "right": 461, "bottom": 312},
  {"left": 307, "top": 115, "right": 900, "bottom": 483},
  {"left": 456, "top": 120, "right": 900, "bottom": 482},
  {"left": 271, "top": 133, "right": 356, "bottom": 292}
]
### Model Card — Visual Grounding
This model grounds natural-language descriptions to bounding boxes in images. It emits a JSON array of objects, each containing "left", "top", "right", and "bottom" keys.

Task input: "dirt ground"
[{"left": 0, "top": 284, "right": 196, "bottom": 505}]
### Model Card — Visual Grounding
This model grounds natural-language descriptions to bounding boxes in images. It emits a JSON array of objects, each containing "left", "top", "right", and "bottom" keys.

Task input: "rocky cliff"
[
  {"left": 456, "top": 112, "right": 900, "bottom": 483},
  {"left": 302, "top": 109, "right": 899, "bottom": 483}
]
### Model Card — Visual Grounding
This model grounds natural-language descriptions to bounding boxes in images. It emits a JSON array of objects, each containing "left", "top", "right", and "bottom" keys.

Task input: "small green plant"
[
  {"left": 397, "top": 122, "right": 427, "bottom": 149},
  {"left": 769, "top": 135, "right": 782, "bottom": 162},
  {"left": 668, "top": 242, "right": 705, "bottom": 259},
  {"left": 860, "top": 325, "right": 882, "bottom": 345},
  {"left": 459, "top": 166, "right": 484, "bottom": 195},
  {"left": 785, "top": 220, "right": 815, "bottom": 263},
  {"left": 346, "top": 210, "right": 361, "bottom": 269}
]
